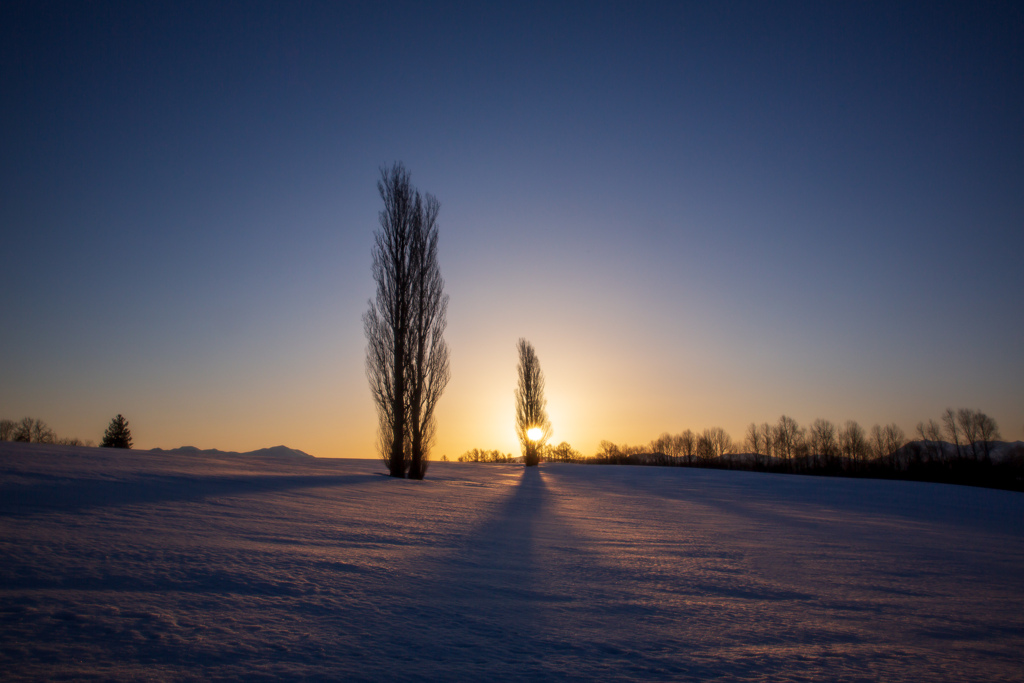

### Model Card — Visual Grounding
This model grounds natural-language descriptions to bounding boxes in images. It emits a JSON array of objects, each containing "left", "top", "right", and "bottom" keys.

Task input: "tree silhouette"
[
  {"left": 11, "top": 417, "right": 54, "bottom": 443},
  {"left": 773, "top": 415, "right": 802, "bottom": 463},
  {"left": 839, "top": 420, "right": 867, "bottom": 470},
  {"left": 976, "top": 411, "right": 1000, "bottom": 461},
  {"left": 941, "top": 408, "right": 963, "bottom": 460},
  {"left": 808, "top": 418, "right": 838, "bottom": 470},
  {"left": 581, "top": 410, "right": 1018, "bottom": 490},
  {"left": 547, "top": 441, "right": 583, "bottom": 462},
  {"left": 679, "top": 428, "right": 697, "bottom": 465},
  {"left": 405, "top": 190, "right": 450, "bottom": 480},
  {"left": 101, "top": 414, "right": 132, "bottom": 449},
  {"left": 515, "top": 338, "right": 550, "bottom": 467},
  {"left": 745, "top": 423, "right": 766, "bottom": 467},
  {"left": 702, "top": 426, "right": 734, "bottom": 461},
  {"left": 364, "top": 162, "right": 449, "bottom": 479},
  {"left": 958, "top": 408, "right": 982, "bottom": 461}
]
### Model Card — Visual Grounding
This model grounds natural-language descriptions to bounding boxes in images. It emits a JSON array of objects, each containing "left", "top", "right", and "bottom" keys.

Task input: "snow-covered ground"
[{"left": 2, "top": 442, "right": 1022, "bottom": 681}]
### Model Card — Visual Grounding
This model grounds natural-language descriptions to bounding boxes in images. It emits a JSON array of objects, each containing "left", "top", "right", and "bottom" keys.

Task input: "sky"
[{"left": 1, "top": 1, "right": 1021, "bottom": 458}]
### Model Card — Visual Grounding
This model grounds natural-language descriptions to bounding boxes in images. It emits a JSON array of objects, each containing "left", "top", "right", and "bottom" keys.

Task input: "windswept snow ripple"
[{"left": 1, "top": 443, "right": 1022, "bottom": 681}]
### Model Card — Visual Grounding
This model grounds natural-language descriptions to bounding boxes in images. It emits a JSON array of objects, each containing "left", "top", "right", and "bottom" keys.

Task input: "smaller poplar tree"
[{"left": 515, "top": 339, "right": 551, "bottom": 467}]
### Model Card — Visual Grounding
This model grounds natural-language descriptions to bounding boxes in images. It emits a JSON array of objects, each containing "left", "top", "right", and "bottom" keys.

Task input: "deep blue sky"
[{"left": 2, "top": 1, "right": 1021, "bottom": 456}]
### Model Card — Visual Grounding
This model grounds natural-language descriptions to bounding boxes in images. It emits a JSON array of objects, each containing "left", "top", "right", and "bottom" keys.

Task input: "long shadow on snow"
[
  {"left": 374, "top": 467, "right": 699, "bottom": 681},
  {"left": 0, "top": 473, "right": 381, "bottom": 515},
  {"left": 373, "top": 467, "right": 571, "bottom": 678},
  {"left": 583, "top": 466, "right": 1024, "bottom": 538}
]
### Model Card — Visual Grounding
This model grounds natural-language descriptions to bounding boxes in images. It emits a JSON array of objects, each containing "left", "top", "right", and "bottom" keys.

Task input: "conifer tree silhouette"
[{"left": 101, "top": 414, "right": 133, "bottom": 449}]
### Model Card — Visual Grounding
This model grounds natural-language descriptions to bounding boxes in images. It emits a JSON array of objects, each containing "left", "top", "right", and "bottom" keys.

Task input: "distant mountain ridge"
[
  {"left": 900, "top": 439, "right": 1023, "bottom": 462},
  {"left": 150, "top": 445, "right": 315, "bottom": 459}
]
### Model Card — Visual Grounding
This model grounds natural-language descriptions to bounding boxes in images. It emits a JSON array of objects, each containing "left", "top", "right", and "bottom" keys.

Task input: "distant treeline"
[
  {"left": 589, "top": 409, "right": 1022, "bottom": 492},
  {"left": 0, "top": 417, "right": 92, "bottom": 446},
  {"left": 457, "top": 442, "right": 584, "bottom": 464},
  {"left": 457, "top": 448, "right": 518, "bottom": 463},
  {"left": 1, "top": 414, "right": 132, "bottom": 449},
  {"left": 458, "top": 408, "right": 1022, "bottom": 491}
]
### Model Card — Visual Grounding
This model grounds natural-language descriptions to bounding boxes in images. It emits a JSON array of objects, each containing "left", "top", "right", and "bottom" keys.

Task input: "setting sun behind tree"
[{"left": 515, "top": 339, "right": 551, "bottom": 467}]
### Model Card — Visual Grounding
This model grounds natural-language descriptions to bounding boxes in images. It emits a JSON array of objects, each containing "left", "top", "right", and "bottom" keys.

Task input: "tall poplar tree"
[
  {"left": 406, "top": 193, "right": 450, "bottom": 479},
  {"left": 364, "top": 163, "right": 449, "bottom": 478}
]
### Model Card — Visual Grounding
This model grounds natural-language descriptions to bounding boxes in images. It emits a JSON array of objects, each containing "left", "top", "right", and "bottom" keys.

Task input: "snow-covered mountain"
[
  {"left": 150, "top": 445, "right": 314, "bottom": 459},
  {"left": 917, "top": 439, "right": 1023, "bottom": 460}
]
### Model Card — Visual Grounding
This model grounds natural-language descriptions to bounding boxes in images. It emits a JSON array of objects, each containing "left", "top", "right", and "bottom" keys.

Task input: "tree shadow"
[
  {"left": 377, "top": 466, "right": 568, "bottom": 675},
  {"left": 0, "top": 473, "right": 382, "bottom": 516},
  {"left": 597, "top": 466, "right": 1024, "bottom": 537},
  {"left": 440, "top": 466, "right": 553, "bottom": 598}
]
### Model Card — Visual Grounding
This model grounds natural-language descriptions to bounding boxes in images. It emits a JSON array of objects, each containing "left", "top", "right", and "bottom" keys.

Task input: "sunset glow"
[
  {"left": 0, "top": 3, "right": 1020, "bottom": 458},
  {"left": 2, "top": 5, "right": 1023, "bottom": 675}
]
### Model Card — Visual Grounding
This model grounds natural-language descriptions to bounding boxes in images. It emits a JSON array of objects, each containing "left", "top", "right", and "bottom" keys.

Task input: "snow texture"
[{"left": 2, "top": 442, "right": 1022, "bottom": 681}]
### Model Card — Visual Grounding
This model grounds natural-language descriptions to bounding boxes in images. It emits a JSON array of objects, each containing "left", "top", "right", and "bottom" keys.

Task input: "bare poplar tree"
[
  {"left": 515, "top": 338, "right": 551, "bottom": 467},
  {"left": 364, "top": 163, "right": 450, "bottom": 479},
  {"left": 406, "top": 192, "right": 450, "bottom": 480},
  {"left": 365, "top": 164, "right": 415, "bottom": 477}
]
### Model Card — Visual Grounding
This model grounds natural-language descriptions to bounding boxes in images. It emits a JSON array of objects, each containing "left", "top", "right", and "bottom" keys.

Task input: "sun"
[{"left": 527, "top": 427, "right": 543, "bottom": 441}]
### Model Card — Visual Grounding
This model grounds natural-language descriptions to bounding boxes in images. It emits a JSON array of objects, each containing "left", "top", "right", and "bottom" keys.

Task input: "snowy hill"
[{"left": 1, "top": 441, "right": 1022, "bottom": 680}]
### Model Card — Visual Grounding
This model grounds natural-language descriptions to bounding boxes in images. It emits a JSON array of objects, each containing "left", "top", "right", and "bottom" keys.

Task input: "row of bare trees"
[
  {"left": 585, "top": 409, "right": 1018, "bottom": 489},
  {"left": 545, "top": 441, "right": 584, "bottom": 463},
  {"left": 742, "top": 417, "right": 906, "bottom": 472},
  {"left": 0, "top": 417, "right": 91, "bottom": 446},
  {"left": 597, "top": 427, "right": 737, "bottom": 465},
  {"left": 2, "top": 414, "right": 133, "bottom": 448},
  {"left": 593, "top": 410, "right": 1004, "bottom": 472},
  {"left": 456, "top": 441, "right": 583, "bottom": 464},
  {"left": 916, "top": 408, "right": 1002, "bottom": 463},
  {"left": 457, "top": 448, "right": 517, "bottom": 463}
]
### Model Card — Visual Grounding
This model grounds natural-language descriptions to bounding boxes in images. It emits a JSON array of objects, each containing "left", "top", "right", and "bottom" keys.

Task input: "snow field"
[{"left": 1, "top": 442, "right": 1022, "bottom": 681}]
